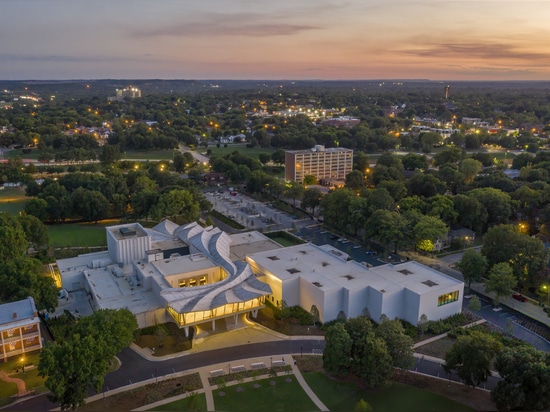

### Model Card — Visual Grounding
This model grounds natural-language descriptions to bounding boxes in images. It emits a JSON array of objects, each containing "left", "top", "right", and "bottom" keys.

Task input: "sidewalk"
[
  {"left": 469, "top": 282, "right": 550, "bottom": 327},
  {"left": 89, "top": 354, "right": 328, "bottom": 412}
]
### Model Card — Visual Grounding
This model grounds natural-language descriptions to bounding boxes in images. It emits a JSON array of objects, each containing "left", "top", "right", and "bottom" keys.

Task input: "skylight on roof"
[
  {"left": 422, "top": 280, "right": 439, "bottom": 287},
  {"left": 287, "top": 268, "right": 300, "bottom": 274},
  {"left": 267, "top": 256, "right": 280, "bottom": 261},
  {"left": 398, "top": 269, "right": 413, "bottom": 275}
]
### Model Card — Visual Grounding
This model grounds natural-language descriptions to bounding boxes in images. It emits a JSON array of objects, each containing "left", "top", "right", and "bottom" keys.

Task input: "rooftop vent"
[
  {"left": 422, "top": 280, "right": 439, "bottom": 287},
  {"left": 322, "top": 262, "right": 329, "bottom": 267},
  {"left": 312, "top": 282, "right": 323, "bottom": 287},
  {"left": 342, "top": 275, "right": 355, "bottom": 280},
  {"left": 287, "top": 268, "right": 300, "bottom": 274},
  {"left": 398, "top": 269, "right": 413, "bottom": 275},
  {"left": 119, "top": 227, "right": 136, "bottom": 236},
  {"left": 267, "top": 256, "right": 280, "bottom": 261},
  {"left": 299, "top": 250, "right": 307, "bottom": 255}
]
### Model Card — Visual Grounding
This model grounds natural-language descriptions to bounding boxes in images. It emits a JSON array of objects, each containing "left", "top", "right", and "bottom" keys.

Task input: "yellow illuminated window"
[{"left": 438, "top": 291, "right": 459, "bottom": 306}]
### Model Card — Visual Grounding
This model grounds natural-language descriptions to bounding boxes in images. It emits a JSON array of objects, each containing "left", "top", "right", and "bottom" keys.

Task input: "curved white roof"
[{"left": 160, "top": 222, "right": 271, "bottom": 313}]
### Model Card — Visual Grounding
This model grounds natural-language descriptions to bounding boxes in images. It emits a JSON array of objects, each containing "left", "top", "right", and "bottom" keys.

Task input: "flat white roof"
[
  {"left": 152, "top": 253, "right": 217, "bottom": 277},
  {"left": 248, "top": 243, "right": 462, "bottom": 295},
  {"left": 228, "top": 231, "right": 283, "bottom": 261},
  {"left": 85, "top": 266, "right": 164, "bottom": 313}
]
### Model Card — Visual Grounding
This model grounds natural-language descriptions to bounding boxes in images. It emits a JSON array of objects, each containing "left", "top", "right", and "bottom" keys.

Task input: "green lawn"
[
  {"left": 303, "top": 372, "right": 474, "bottom": 412},
  {"left": 47, "top": 221, "right": 117, "bottom": 247},
  {"left": 213, "top": 376, "right": 318, "bottom": 412},
  {"left": 149, "top": 392, "right": 207, "bottom": 411},
  {"left": 207, "top": 144, "right": 275, "bottom": 160},
  {"left": 0, "top": 352, "right": 46, "bottom": 402},
  {"left": 0, "top": 187, "right": 29, "bottom": 215}
]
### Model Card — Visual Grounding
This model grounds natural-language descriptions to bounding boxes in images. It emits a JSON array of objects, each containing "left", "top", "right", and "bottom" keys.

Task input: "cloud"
[
  {"left": 0, "top": 53, "right": 159, "bottom": 63},
  {"left": 397, "top": 42, "right": 550, "bottom": 63},
  {"left": 131, "top": 10, "right": 321, "bottom": 38}
]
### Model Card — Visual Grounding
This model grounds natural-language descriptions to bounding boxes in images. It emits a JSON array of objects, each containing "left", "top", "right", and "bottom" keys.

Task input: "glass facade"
[{"left": 437, "top": 290, "right": 459, "bottom": 306}]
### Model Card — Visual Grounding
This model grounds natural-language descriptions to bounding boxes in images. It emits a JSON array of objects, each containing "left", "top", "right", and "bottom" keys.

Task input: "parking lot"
[
  {"left": 204, "top": 189, "right": 399, "bottom": 267},
  {"left": 296, "top": 225, "right": 391, "bottom": 267}
]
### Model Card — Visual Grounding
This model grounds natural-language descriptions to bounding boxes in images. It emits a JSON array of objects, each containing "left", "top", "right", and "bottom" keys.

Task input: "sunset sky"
[{"left": 1, "top": 0, "right": 549, "bottom": 81}]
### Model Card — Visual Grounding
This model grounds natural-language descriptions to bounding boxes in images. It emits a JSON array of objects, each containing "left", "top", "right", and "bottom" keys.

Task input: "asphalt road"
[{"left": 7, "top": 339, "right": 325, "bottom": 411}]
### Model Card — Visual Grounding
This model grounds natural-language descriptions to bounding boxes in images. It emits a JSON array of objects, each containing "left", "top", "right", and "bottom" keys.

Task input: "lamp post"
[
  {"left": 20, "top": 356, "right": 25, "bottom": 373},
  {"left": 543, "top": 285, "right": 549, "bottom": 306}
]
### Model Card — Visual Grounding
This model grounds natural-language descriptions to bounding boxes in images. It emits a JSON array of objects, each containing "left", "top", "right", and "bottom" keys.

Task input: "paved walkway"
[
  {"left": 0, "top": 371, "right": 28, "bottom": 397},
  {"left": 92, "top": 353, "right": 328, "bottom": 412}
]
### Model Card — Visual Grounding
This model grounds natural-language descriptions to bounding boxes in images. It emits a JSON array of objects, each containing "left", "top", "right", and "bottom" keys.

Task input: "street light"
[
  {"left": 543, "top": 285, "right": 549, "bottom": 306},
  {"left": 20, "top": 356, "right": 25, "bottom": 373}
]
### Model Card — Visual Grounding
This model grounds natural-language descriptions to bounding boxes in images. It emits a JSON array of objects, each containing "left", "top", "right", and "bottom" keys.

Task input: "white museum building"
[{"left": 55, "top": 220, "right": 463, "bottom": 336}]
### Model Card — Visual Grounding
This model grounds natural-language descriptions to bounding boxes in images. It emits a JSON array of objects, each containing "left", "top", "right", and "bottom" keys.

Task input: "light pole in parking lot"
[{"left": 543, "top": 285, "right": 549, "bottom": 306}]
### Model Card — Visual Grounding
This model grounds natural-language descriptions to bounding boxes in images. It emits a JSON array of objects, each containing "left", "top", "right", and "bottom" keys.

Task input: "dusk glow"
[{"left": 1, "top": 0, "right": 550, "bottom": 80}]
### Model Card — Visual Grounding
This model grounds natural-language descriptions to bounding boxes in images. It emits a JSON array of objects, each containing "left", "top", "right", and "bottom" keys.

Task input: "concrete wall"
[
  {"left": 417, "top": 284, "right": 464, "bottom": 323},
  {"left": 107, "top": 230, "right": 150, "bottom": 265}
]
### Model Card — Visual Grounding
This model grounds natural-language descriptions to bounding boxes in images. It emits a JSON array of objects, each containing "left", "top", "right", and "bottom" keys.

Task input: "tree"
[
  {"left": 0, "top": 256, "right": 57, "bottom": 310},
  {"left": 153, "top": 189, "right": 200, "bottom": 223},
  {"left": 467, "top": 188, "right": 511, "bottom": 229},
  {"left": 302, "top": 188, "right": 323, "bottom": 215},
  {"left": 365, "top": 210, "right": 406, "bottom": 254},
  {"left": 99, "top": 144, "right": 120, "bottom": 165},
  {"left": 38, "top": 309, "right": 137, "bottom": 410},
  {"left": 284, "top": 181, "right": 305, "bottom": 207},
  {"left": 345, "top": 170, "right": 366, "bottom": 191},
  {"left": 323, "top": 322, "right": 352, "bottom": 375},
  {"left": 70, "top": 188, "right": 110, "bottom": 223},
  {"left": 482, "top": 224, "right": 548, "bottom": 288},
  {"left": 310, "top": 305, "right": 320, "bottom": 325},
  {"left": 491, "top": 345, "right": 550, "bottom": 411},
  {"left": 444, "top": 331, "right": 502, "bottom": 387},
  {"left": 0, "top": 212, "right": 28, "bottom": 261},
  {"left": 357, "top": 332, "right": 393, "bottom": 387},
  {"left": 173, "top": 152, "right": 186, "bottom": 173},
  {"left": 23, "top": 198, "right": 49, "bottom": 222},
  {"left": 375, "top": 318, "right": 414, "bottom": 369},
  {"left": 485, "top": 262, "right": 517, "bottom": 306},
  {"left": 303, "top": 175, "right": 317, "bottom": 186},
  {"left": 74, "top": 309, "right": 138, "bottom": 358},
  {"left": 345, "top": 316, "right": 374, "bottom": 375},
  {"left": 17, "top": 213, "right": 49, "bottom": 250},
  {"left": 411, "top": 215, "right": 448, "bottom": 253},
  {"left": 467, "top": 295, "right": 482, "bottom": 312},
  {"left": 39, "top": 334, "right": 111, "bottom": 411},
  {"left": 456, "top": 249, "right": 488, "bottom": 293},
  {"left": 459, "top": 158, "right": 483, "bottom": 184}
]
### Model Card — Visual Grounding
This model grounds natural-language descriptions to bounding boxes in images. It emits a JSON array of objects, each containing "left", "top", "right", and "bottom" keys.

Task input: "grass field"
[
  {"left": 0, "top": 187, "right": 29, "bottom": 214},
  {"left": 206, "top": 144, "right": 275, "bottom": 160},
  {"left": 0, "top": 352, "right": 46, "bottom": 403},
  {"left": 303, "top": 372, "right": 474, "bottom": 412},
  {"left": 47, "top": 221, "right": 119, "bottom": 247},
  {"left": 213, "top": 376, "right": 318, "bottom": 412},
  {"left": 150, "top": 393, "right": 207, "bottom": 411}
]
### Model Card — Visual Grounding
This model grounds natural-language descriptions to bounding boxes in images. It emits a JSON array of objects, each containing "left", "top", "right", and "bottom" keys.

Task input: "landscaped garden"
[
  {"left": 0, "top": 352, "right": 47, "bottom": 407},
  {"left": 213, "top": 375, "right": 318, "bottom": 412},
  {"left": 133, "top": 323, "right": 193, "bottom": 356}
]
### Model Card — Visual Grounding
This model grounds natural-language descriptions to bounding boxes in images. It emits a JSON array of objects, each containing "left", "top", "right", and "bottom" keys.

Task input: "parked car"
[{"left": 512, "top": 293, "right": 528, "bottom": 302}]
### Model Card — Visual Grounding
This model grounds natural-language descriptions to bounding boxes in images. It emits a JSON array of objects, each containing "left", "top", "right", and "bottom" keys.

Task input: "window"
[
  {"left": 189, "top": 279, "right": 197, "bottom": 287},
  {"left": 178, "top": 279, "right": 186, "bottom": 287},
  {"left": 438, "top": 291, "right": 459, "bottom": 306},
  {"left": 199, "top": 276, "right": 207, "bottom": 286}
]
